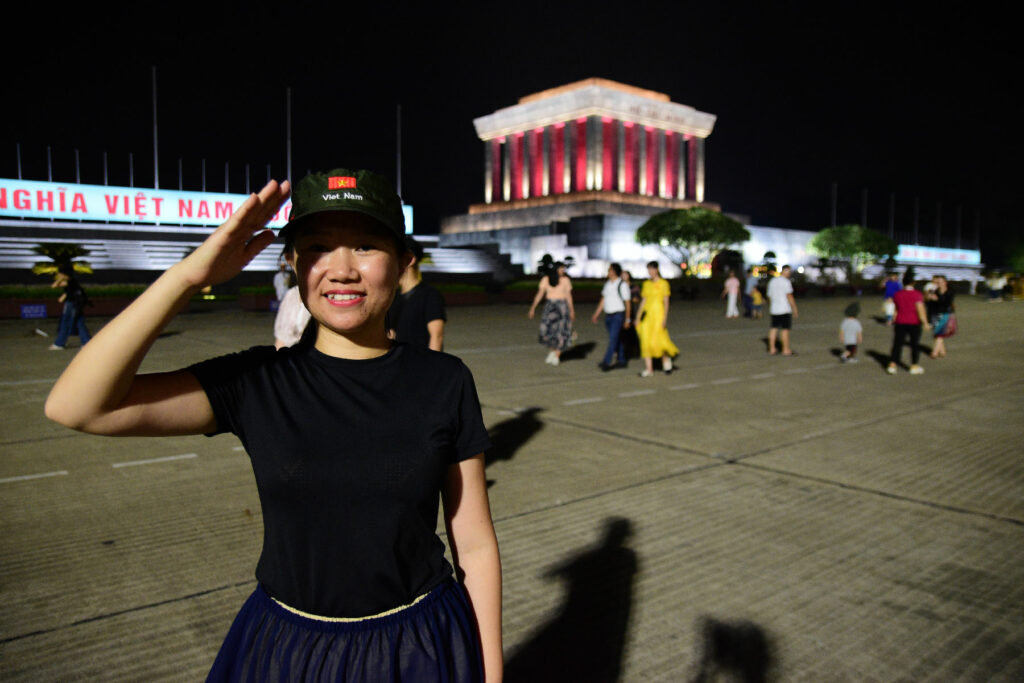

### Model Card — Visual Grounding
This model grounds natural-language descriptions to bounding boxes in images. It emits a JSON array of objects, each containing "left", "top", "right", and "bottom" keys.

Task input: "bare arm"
[
  {"left": 443, "top": 454, "right": 503, "bottom": 682},
  {"left": 45, "top": 180, "right": 290, "bottom": 435},
  {"left": 528, "top": 280, "right": 547, "bottom": 319},
  {"left": 427, "top": 319, "right": 445, "bottom": 352},
  {"left": 662, "top": 295, "right": 670, "bottom": 328},
  {"left": 591, "top": 296, "right": 604, "bottom": 323},
  {"left": 787, "top": 293, "right": 798, "bottom": 318},
  {"left": 915, "top": 300, "right": 930, "bottom": 327}
]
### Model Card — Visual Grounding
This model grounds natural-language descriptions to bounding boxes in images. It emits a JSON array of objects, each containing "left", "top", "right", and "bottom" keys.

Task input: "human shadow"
[
  {"left": 690, "top": 616, "right": 775, "bottom": 683},
  {"left": 866, "top": 349, "right": 892, "bottom": 370},
  {"left": 829, "top": 347, "right": 844, "bottom": 358},
  {"left": 485, "top": 407, "right": 544, "bottom": 468},
  {"left": 505, "top": 517, "right": 638, "bottom": 683},
  {"left": 871, "top": 315, "right": 889, "bottom": 326},
  {"left": 559, "top": 341, "right": 597, "bottom": 362}
]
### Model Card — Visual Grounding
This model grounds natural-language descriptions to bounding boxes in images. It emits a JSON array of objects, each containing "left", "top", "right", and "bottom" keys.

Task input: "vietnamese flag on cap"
[{"left": 328, "top": 176, "right": 357, "bottom": 189}]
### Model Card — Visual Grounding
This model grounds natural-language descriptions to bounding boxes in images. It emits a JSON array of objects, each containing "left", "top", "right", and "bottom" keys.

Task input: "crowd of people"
[{"left": 526, "top": 259, "right": 974, "bottom": 378}]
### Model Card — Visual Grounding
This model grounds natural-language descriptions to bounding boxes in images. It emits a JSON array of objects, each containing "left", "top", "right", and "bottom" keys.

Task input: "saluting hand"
[{"left": 175, "top": 180, "right": 291, "bottom": 290}]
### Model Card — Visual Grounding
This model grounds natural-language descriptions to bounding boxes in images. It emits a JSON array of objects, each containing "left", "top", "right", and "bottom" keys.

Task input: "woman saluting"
[{"left": 45, "top": 170, "right": 502, "bottom": 682}]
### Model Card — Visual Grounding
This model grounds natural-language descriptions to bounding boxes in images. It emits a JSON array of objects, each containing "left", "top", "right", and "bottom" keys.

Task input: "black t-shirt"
[
  {"left": 188, "top": 342, "right": 490, "bottom": 617},
  {"left": 927, "top": 289, "right": 955, "bottom": 318},
  {"left": 389, "top": 283, "right": 447, "bottom": 348}
]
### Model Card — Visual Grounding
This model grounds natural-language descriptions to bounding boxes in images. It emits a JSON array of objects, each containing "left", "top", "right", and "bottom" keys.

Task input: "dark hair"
[
  {"left": 781, "top": 264, "right": 792, "bottom": 272},
  {"left": 547, "top": 261, "right": 565, "bottom": 287},
  {"left": 902, "top": 272, "right": 915, "bottom": 286},
  {"left": 844, "top": 303, "right": 860, "bottom": 317},
  {"left": 609, "top": 262, "right": 622, "bottom": 277},
  {"left": 646, "top": 261, "right": 659, "bottom": 271}
]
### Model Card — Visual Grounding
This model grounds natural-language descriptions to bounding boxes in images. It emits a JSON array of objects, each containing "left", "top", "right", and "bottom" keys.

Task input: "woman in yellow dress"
[{"left": 636, "top": 261, "right": 679, "bottom": 377}]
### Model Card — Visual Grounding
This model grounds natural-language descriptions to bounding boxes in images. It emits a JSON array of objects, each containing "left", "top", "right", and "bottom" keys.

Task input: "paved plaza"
[{"left": 1, "top": 291, "right": 1022, "bottom": 681}]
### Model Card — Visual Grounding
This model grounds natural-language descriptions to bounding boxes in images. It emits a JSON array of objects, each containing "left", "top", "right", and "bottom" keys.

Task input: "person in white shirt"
[
  {"left": 591, "top": 262, "right": 632, "bottom": 371},
  {"left": 766, "top": 265, "right": 798, "bottom": 355}
]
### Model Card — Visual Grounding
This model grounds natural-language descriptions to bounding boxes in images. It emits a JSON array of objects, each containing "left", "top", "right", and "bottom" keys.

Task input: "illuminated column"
[
  {"left": 502, "top": 136, "right": 511, "bottom": 201},
  {"left": 510, "top": 132, "right": 524, "bottom": 200},
  {"left": 541, "top": 127, "right": 551, "bottom": 196},
  {"left": 663, "top": 132, "right": 676, "bottom": 198},
  {"left": 645, "top": 127, "right": 658, "bottom": 196},
  {"left": 695, "top": 137, "right": 706, "bottom": 202},
  {"left": 657, "top": 129, "right": 667, "bottom": 198},
  {"left": 602, "top": 117, "right": 615, "bottom": 191},
  {"left": 521, "top": 131, "right": 531, "bottom": 199},
  {"left": 637, "top": 125, "right": 648, "bottom": 195},
  {"left": 552, "top": 123, "right": 565, "bottom": 195},
  {"left": 623, "top": 122, "right": 636, "bottom": 193},
  {"left": 687, "top": 135, "right": 697, "bottom": 201},
  {"left": 484, "top": 139, "right": 493, "bottom": 203},
  {"left": 677, "top": 134, "right": 688, "bottom": 199},
  {"left": 587, "top": 116, "right": 601, "bottom": 190},
  {"left": 574, "top": 118, "right": 587, "bottom": 191}
]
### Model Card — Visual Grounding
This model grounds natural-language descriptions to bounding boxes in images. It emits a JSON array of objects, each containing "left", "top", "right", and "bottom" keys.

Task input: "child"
[
  {"left": 839, "top": 302, "right": 863, "bottom": 362},
  {"left": 750, "top": 287, "right": 764, "bottom": 319}
]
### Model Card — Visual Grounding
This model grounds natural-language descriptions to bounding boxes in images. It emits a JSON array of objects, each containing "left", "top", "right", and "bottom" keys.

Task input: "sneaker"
[
  {"left": 545, "top": 351, "right": 556, "bottom": 365},
  {"left": 909, "top": 365, "right": 925, "bottom": 375},
  {"left": 662, "top": 357, "right": 673, "bottom": 373},
  {"left": 550, "top": 355, "right": 560, "bottom": 366},
  {"left": 48, "top": 344, "right": 64, "bottom": 351},
  {"left": 839, "top": 355, "right": 848, "bottom": 363},
  {"left": 598, "top": 363, "right": 612, "bottom": 372},
  {"left": 639, "top": 369, "right": 653, "bottom": 378},
  {"left": 886, "top": 363, "right": 897, "bottom": 375},
  {"left": 847, "top": 357, "right": 858, "bottom": 363}
]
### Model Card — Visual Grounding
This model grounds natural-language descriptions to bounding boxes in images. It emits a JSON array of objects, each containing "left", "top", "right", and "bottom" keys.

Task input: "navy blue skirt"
[{"left": 207, "top": 579, "right": 483, "bottom": 682}]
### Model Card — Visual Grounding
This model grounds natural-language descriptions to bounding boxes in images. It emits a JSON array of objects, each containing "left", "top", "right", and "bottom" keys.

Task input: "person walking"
[
  {"left": 925, "top": 274, "right": 956, "bottom": 358},
  {"left": 48, "top": 266, "right": 91, "bottom": 350},
  {"left": 591, "top": 262, "right": 632, "bottom": 370},
  {"left": 743, "top": 267, "right": 759, "bottom": 318},
  {"left": 44, "top": 169, "right": 502, "bottom": 682},
  {"left": 529, "top": 261, "right": 575, "bottom": 366},
  {"left": 887, "top": 271, "right": 930, "bottom": 374},
  {"left": 722, "top": 269, "right": 741, "bottom": 318},
  {"left": 882, "top": 271, "right": 901, "bottom": 324},
  {"left": 766, "top": 265, "right": 798, "bottom": 355},
  {"left": 838, "top": 302, "right": 863, "bottom": 363},
  {"left": 635, "top": 261, "right": 679, "bottom": 377}
]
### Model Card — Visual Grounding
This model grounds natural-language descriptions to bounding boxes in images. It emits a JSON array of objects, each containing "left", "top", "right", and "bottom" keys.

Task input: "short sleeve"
[
  {"left": 187, "top": 346, "right": 277, "bottom": 436},
  {"left": 453, "top": 362, "right": 491, "bottom": 462},
  {"left": 426, "top": 287, "right": 447, "bottom": 323}
]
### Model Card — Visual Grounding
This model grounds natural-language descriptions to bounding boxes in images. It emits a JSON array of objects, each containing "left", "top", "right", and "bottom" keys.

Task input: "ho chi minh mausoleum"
[{"left": 440, "top": 78, "right": 718, "bottom": 278}]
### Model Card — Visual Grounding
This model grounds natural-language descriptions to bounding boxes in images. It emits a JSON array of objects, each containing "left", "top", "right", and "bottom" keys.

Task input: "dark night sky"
[{"left": 3, "top": 2, "right": 1017, "bottom": 264}]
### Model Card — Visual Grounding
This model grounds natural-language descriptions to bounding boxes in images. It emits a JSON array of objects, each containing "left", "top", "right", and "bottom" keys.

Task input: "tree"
[
  {"left": 31, "top": 243, "right": 93, "bottom": 276},
  {"left": 808, "top": 225, "right": 897, "bottom": 282},
  {"left": 635, "top": 208, "right": 750, "bottom": 274}
]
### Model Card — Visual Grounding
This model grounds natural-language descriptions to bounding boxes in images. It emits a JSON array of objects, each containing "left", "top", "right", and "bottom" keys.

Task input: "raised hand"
[{"left": 176, "top": 180, "right": 291, "bottom": 289}]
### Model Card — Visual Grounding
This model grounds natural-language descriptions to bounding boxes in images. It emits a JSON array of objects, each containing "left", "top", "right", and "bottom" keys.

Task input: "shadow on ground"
[
  {"left": 559, "top": 341, "right": 596, "bottom": 362},
  {"left": 486, "top": 408, "right": 543, "bottom": 468},
  {"left": 505, "top": 517, "right": 638, "bottom": 682},
  {"left": 691, "top": 616, "right": 775, "bottom": 683}
]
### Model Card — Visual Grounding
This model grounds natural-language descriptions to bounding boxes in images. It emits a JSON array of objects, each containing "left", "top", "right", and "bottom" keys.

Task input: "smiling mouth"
[{"left": 325, "top": 293, "right": 362, "bottom": 302}]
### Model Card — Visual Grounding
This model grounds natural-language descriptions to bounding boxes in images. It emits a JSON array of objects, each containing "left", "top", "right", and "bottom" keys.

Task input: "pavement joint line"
[
  {"left": 0, "top": 378, "right": 56, "bottom": 386},
  {"left": 111, "top": 453, "right": 198, "bottom": 468},
  {"left": 735, "top": 459, "right": 1024, "bottom": 528},
  {"left": 0, "top": 580, "right": 255, "bottom": 645},
  {"left": 618, "top": 389, "right": 657, "bottom": 398},
  {"left": 784, "top": 367, "right": 809, "bottom": 374},
  {"left": 562, "top": 397, "right": 605, "bottom": 406},
  {"left": 731, "top": 375, "right": 1024, "bottom": 463},
  {"left": 748, "top": 372, "right": 775, "bottom": 379},
  {"left": 710, "top": 377, "right": 741, "bottom": 385},
  {"left": 0, "top": 470, "right": 69, "bottom": 484},
  {"left": 668, "top": 383, "right": 701, "bottom": 391}
]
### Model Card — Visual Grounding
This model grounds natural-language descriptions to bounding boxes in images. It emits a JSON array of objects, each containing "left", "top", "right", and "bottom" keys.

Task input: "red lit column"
[
  {"left": 602, "top": 117, "right": 615, "bottom": 191},
  {"left": 663, "top": 132, "right": 677, "bottom": 198},
  {"left": 623, "top": 122, "right": 636, "bottom": 193},
  {"left": 574, "top": 118, "right": 587, "bottom": 192},
  {"left": 552, "top": 123, "right": 565, "bottom": 194},
  {"left": 532, "top": 128, "right": 545, "bottom": 198},
  {"left": 511, "top": 132, "right": 524, "bottom": 200},
  {"left": 645, "top": 127, "right": 657, "bottom": 196},
  {"left": 487, "top": 138, "right": 502, "bottom": 203}
]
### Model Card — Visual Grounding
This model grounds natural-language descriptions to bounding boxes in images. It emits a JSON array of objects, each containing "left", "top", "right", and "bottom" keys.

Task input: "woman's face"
[
  {"left": 647, "top": 264, "right": 659, "bottom": 278},
  {"left": 287, "top": 212, "right": 409, "bottom": 340}
]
